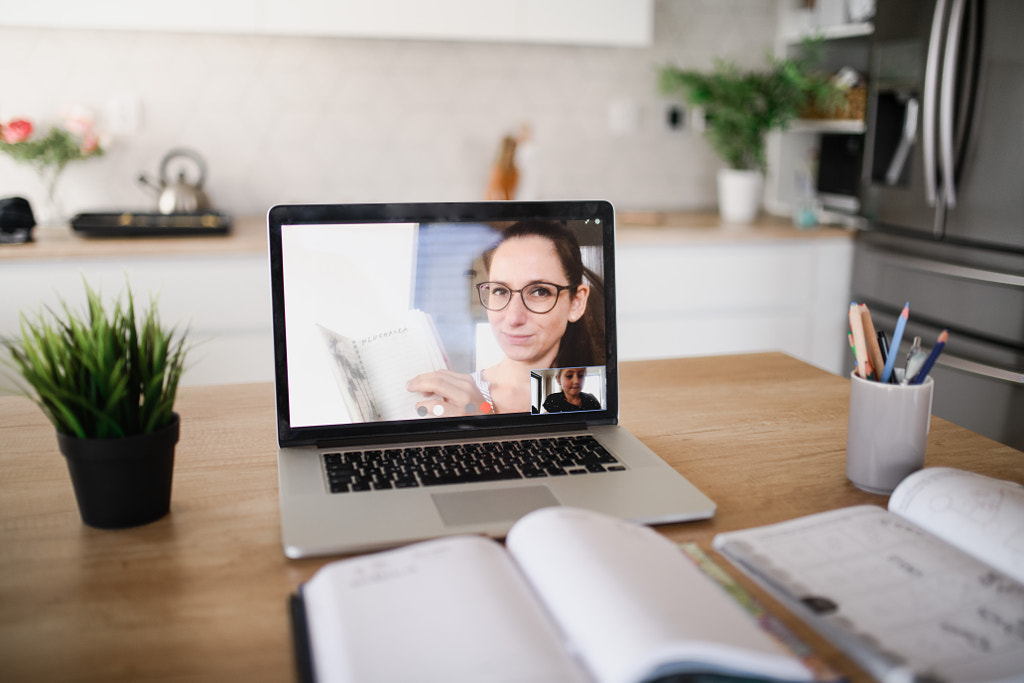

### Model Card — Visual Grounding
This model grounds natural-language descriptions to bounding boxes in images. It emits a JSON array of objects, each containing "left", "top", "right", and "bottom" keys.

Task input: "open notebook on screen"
[{"left": 269, "top": 201, "right": 714, "bottom": 558}]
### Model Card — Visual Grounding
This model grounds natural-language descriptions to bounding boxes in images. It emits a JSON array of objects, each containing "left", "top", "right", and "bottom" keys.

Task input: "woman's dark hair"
[{"left": 484, "top": 220, "right": 605, "bottom": 368}]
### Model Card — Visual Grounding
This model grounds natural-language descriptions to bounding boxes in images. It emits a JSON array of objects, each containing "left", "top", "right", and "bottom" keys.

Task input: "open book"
[
  {"left": 318, "top": 309, "right": 448, "bottom": 422},
  {"left": 713, "top": 468, "right": 1024, "bottom": 683},
  {"left": 291, "top": 506, "right": 815, "bottom": 683}
]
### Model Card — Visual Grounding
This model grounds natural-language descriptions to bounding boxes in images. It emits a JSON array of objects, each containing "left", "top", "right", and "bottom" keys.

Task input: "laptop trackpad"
[{"left": 432, "top": 486, "right": 559, "bottom": 527}]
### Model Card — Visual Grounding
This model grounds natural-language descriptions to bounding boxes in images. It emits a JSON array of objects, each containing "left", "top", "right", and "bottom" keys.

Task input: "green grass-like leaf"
[{"left": 3, "top": 280, "right": 189, "bottom": 439}]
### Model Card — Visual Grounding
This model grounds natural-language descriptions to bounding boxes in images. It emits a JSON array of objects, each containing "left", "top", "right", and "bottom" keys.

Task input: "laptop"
[{"left": 269, "top": 200, "right": 715, "bottom": 558}]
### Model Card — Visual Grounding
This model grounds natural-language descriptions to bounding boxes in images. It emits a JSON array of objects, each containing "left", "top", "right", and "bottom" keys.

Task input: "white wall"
[{"left": 0, "top": 0, "right": 779, "bottom": 218}]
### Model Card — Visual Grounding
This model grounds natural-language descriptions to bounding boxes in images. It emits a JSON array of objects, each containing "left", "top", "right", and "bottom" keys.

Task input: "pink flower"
[
  {"left": 64, "top": 106, "right": 95, "bottom": 138},
  {"left": 1, "top": 119, "right": 33, "bottom": 144},
  {"left": 81, "top": 132, "right": 100, "bottom": 154}
]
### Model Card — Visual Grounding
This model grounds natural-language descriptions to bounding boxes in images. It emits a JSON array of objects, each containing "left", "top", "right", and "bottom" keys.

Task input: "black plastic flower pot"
[{"left": 56, "top": 414, "right": 179, "bottom": 529}]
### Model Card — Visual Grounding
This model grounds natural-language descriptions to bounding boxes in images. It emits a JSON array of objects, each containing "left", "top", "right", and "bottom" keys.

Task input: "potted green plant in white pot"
[
  {"left": 660, "top": 44, "right": 841, "bottom": 223},
  {"left": 5, "top": 281, "right": 189, "bottom": 529}
]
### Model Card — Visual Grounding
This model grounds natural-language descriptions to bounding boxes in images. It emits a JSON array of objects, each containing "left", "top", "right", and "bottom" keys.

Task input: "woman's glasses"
[{"left": 476, "top": 281, "right": 572, "bottom": 314}]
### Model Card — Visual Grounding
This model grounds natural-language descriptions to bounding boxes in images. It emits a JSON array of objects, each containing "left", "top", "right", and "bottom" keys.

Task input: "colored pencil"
[
  {"left": 859, "top": 304, "right": 886, "bottom": 382},
  {"left": 879, "top": 302, "right": 909, "bottom": 384},
  {"left": 911, "top": 329, "right": 949, "bottom": 385},
  {"left": 849, "top": 303, "right": 871, "bottom": 379}
]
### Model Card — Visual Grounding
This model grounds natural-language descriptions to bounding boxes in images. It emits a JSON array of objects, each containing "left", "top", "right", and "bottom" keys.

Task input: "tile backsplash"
[{"left": 0, "top": 0, "right": 777, "bottom": 218}]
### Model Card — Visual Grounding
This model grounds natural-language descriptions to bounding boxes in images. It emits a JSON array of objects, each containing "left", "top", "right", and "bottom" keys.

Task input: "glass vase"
[{"left": 36, "top": 163, "right": 68, "bottom": 226}]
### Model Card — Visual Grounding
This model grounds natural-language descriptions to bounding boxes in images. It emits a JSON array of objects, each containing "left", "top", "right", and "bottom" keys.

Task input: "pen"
[
  {"left": 880, "top": 302, "right": 909, "bottom": 384},
  {"left": 910, "top": 330, "right": 949, "bottom": 385},
  {"left": 876, "top": 331, "right": 901, "bottom": 385},
  {"left": 903, "top": 337, "right": 925, "bottom": 385},
  {"left": 860, "top": 304, "right": 886, "bottom": 383},
  {"left": 849, "top": 303, "right": 872, "bottom": 379},
  {"left": 877, "top": 330, "right": 899, "bottom": 384},
  {"left": 906, "top": 335, "right": 921, "bottom": 363}
]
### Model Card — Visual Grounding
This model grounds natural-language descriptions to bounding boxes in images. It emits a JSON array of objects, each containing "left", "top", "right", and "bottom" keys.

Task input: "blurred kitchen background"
[
  {"left": 0, "top": 0, "right": 782, "bottom": 215},
  {"left": 4, "top": 0, "right": 1021, "bottom": 451}
]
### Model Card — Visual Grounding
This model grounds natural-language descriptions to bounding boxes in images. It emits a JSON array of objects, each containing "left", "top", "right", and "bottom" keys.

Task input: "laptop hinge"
[{"left": 313, "top": 421, "right": 592, "bottom": 450}]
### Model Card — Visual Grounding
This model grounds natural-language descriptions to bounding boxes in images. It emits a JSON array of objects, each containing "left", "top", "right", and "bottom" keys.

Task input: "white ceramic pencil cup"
[{"left": 845, "top": 370, "right": 934, "bottom": 494}]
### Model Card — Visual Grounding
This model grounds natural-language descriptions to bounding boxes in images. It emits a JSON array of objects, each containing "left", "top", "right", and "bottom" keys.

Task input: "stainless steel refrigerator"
[{"left": 853, "top": 0, "right": 1024, "bottom": 450}]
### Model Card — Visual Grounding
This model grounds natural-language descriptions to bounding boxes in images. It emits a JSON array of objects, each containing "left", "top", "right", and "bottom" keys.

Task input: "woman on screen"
[{"left": 407, "top": 220, "right": 604, "bottom": 416}]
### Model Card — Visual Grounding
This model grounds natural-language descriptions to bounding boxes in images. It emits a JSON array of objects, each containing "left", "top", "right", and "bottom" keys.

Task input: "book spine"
[{"left": 289, "top": 592, "right": 317, "bottom": 683}]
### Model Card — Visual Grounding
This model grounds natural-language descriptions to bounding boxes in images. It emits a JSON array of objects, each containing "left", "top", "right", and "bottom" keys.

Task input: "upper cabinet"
[
  {"left": 0, "top": 0, "right": 263, "bottom": 34},
  {"left": 262, "top": 0, "right": 652, "bottom": 46},
  {"left": 0, "top": 0, "right": 653, "bottom": 47}
]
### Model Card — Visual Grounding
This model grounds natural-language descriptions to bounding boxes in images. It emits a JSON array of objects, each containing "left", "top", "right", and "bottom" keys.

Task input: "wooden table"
[{"left": 2, "top": 353, "right": 1020, "bottom": 682}]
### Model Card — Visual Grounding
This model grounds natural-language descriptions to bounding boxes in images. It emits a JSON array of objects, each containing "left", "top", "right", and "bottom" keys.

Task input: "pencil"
[
  {"left": 880, "top": 303, "right": 909, "bottom": 384},
  {"left": 859, "top": 304, "right": 885, "bottom": 382},
  {"left": 910, "top": 330, "right": 949, "bottom": 385},
  {"left": 849, "top": 303, "right": 871, "bottom": 379}
]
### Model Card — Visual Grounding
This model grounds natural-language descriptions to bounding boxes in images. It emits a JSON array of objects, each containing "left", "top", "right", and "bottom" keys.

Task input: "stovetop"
[{"left": 70, "top": 211, "right": 232, "bottom": 237}]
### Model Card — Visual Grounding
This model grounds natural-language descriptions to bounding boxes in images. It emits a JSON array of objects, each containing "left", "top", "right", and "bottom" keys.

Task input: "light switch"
[
  {"left": 106, "top": 96, "right": 143, "bottom": 136},
  {"left": 607, "top": 98, "right": 639, "bottom": 136}
]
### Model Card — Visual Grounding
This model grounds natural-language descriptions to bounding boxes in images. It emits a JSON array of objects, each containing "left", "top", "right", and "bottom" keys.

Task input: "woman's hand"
[{"left": 407, "top": 370, "right": 491, "bottom": 418}]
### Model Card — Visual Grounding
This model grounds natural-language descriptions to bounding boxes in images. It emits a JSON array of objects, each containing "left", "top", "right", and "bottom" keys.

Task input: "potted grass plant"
[
  {"left": 6, "top": 281, "right": 189, "bottom": 528},
  {"left": 659, "top": 41, "right": 842, "bottom": 223}
]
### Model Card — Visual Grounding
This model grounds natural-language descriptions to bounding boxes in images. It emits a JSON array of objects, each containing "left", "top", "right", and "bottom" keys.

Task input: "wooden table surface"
[{"left": 1, "top": 353, "right": 1020, "bottom": 682}]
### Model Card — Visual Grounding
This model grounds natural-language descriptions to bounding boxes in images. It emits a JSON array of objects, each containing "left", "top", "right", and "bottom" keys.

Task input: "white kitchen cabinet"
[
  {"left": 0, "top": 0, "right": 262, "bottom": 34},
  {"left": 0, "top": 253, "right": 274, "bottom": 391},
  {"left": 616, "top": 236, "right": 853, "bottom": 376},
  {"left": 0, "top": 0, "right": 652, "bottom": 47},
  {"left": 1, "top": 220, "right": 853, "bottom": 395},
  {"left": 262, "top": 0, "right": 651, "bottom": 46}
]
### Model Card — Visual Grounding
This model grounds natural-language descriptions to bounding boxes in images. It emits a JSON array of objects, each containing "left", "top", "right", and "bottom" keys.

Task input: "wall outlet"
[{"left": 665, "top": 103, "right": 685, "bottom": 131}]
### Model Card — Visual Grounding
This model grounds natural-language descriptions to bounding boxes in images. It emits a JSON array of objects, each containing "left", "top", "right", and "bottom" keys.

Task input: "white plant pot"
[{"left": 717, "top": 168, "right": 764, "bottom": 224}]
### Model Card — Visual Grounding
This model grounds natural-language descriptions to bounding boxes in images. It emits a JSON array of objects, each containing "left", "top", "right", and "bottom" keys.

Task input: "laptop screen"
[{"left": 269, "top": 201, "right": 618, "bottom": 447}]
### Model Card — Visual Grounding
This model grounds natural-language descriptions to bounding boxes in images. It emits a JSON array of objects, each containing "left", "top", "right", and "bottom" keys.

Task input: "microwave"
[{"left": 816, "top": 132, "right": 864, "bottom": 213}]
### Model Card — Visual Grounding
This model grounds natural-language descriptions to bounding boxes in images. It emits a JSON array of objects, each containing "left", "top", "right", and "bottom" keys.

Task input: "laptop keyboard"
[{"left": 323, "top": 434, "right": 625, "bottom": 494}]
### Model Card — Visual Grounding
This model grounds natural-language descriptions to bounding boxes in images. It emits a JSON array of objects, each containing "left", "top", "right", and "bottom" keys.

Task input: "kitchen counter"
[
  {"left": 0, "top": 217, "right": 274, "bottom": 390},
  {"left": 0, "top": 211, "right": 851, "bottom": 262},
  {"left": 0, "top": 215, "right": 268, "bottom": 261},
  {"left": 616, "top": 210, "right": 854, "bottom": 244}
]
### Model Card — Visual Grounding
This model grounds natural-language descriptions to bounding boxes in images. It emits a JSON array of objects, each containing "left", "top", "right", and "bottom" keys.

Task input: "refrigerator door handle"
[
  {"left": 874, "top": 250, "right": 1024, "bottom": 289},
  {"left": 885, "top": 97, "right": 920, "bottom": 185},
  {"left": 923, "top": 0, "right": 949, "bottom": 209},
  {"left": 940, "top": 0, "right": 967, "bottom": 208},
  {"left": 937, "top": 353, "right": 1024, "bottom": 386}
]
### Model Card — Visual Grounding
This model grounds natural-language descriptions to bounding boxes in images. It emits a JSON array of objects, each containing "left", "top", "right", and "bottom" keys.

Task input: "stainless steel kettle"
[{"left": 138, "top": 148, "right": 211, "bottom": 215}]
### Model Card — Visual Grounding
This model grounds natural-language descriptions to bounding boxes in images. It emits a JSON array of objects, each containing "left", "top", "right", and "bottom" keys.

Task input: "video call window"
[{"left": 531, "top": 366, "right": 607, "bottom": 414}]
